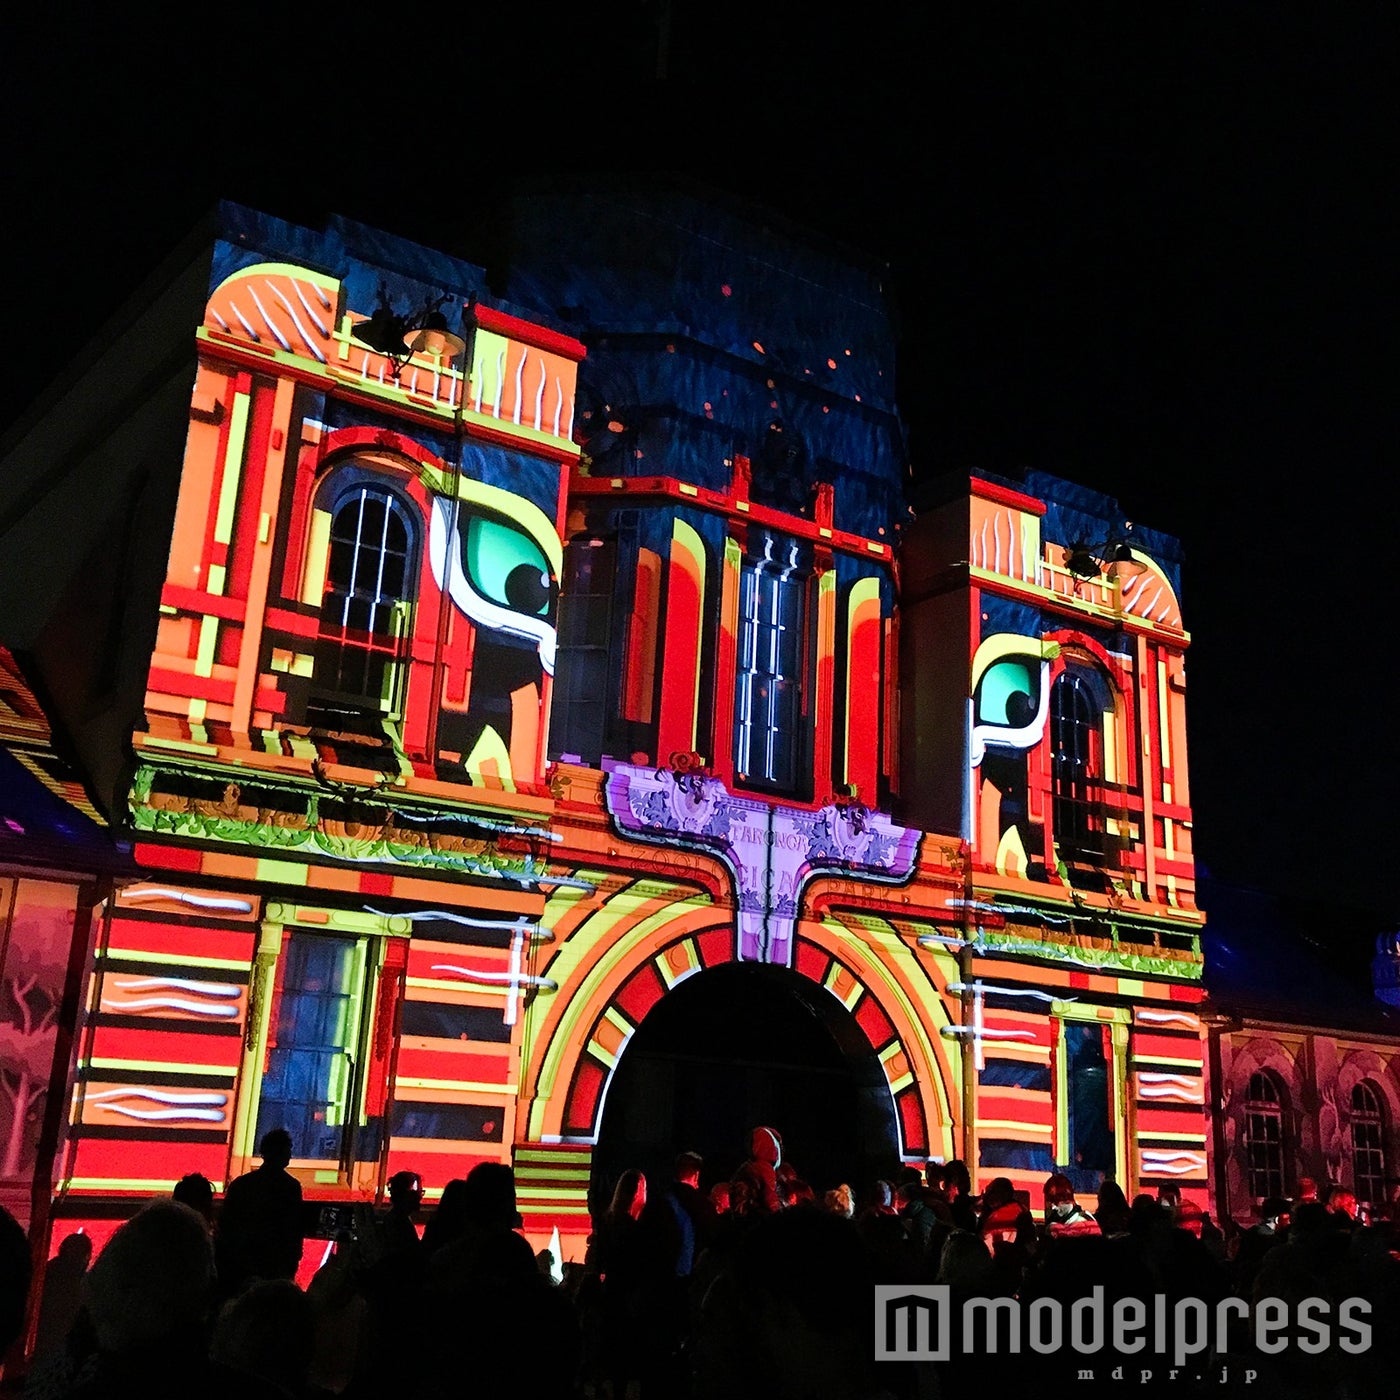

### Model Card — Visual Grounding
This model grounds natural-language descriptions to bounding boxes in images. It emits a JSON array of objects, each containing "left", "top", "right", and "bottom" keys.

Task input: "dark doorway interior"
[
  {"left": 1064, "top": 1021, "right": 1115, "bottom": 1193},
  {"left": 592, "top": 962, "right": 901, "bottom": 1211}
]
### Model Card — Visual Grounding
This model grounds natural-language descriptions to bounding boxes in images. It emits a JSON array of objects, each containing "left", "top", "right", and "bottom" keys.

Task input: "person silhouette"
[
  {"left": 0, "top": 1201, "right": 32, "bottom": 1357},
  {"left": 30, "top": 1200, "right": 217, "bottom": 1399},
  {"left": 31, "top": 1230, "right": 93, "bottom": 1364},
  {"left": 357, "top": 1168, "right": 427, "bottom": 1392},
  {"left": 215, "top": 1127, "right": 304, "bottom": 1297},
  {"left": 173, "top": 1172, "right": 216, "bottom": 1231},
  {"left": 422, "top": 1163, "right": 577, "bottom": 1400},
  {"left": 375, "top": 1169, "right": 424, "bottom": 1258},
  {"left": 209, "top": 1277, "right": 315, "bottom": 1398},
  {"left": 421, "top": 1177, "right": 471, "bottom": 1258}
]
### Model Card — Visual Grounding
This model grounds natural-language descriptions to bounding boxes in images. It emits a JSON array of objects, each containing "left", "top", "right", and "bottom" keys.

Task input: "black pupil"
[
  {"left": 1005, "top": 690, "right": 1037, "bottom": 728},
  {"left": 505, "top": 563, "right": 551, "bottom": 614}
]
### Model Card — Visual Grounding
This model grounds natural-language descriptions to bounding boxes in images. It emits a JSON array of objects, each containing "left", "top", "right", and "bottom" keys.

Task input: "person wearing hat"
[
  {"left": 737, "top": 1126, "right": 785, "bottom": 1215},
  {"left": 979, "top": 1177, "right": 1037, "bottom": 1290},
  {"left": 1040, "top": 1173, "right": 1102, "bottom": 1243}
]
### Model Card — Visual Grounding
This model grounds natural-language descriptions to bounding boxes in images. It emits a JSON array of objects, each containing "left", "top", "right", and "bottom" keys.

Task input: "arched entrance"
[{"left": 592, "top": 962, "right": 901, "bottom": 1207}]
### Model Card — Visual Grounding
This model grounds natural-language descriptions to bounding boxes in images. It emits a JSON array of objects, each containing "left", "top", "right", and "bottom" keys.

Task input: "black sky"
[{"left": 5, "top": 6, "right": 1398, "bottom": 937}]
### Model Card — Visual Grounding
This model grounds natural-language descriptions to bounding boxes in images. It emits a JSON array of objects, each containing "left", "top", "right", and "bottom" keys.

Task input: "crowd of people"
[{"left": 1, "top": 1123, "right": 1398, "bottom": 1398}]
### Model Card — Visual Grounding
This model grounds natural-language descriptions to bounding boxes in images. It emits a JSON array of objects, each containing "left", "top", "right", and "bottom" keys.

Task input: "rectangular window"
[
  {"left": 1245, "top": 1109, "right": 1285, "bottom": 1200},
  {"left": 1243, "top": 1073, "right": 1286, "bottom": 1201},
  {"left": 550, "top": 536, "right": 617, "bottom": 764},
  {"left": 1064, "top": 1022, "right": 1116, "bottom": 1191},
  {"left": 735, "top": 536, "right": 805, "bottom": 793},
  {"left": 1351, "top": 1083, "right": 1386, "bottom": 1205},
  {"left": 1054, "top": 1008, "right": 1128, "bottom": 1193},
  {"left": 1353, "top": 1119, "right": 1384, "bottom": 1204},
  {"left": 255, "top": 932, "right": 369, "bottom": 1169}
]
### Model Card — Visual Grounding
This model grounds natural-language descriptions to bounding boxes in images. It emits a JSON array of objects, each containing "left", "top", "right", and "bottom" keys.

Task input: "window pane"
[
  {"left": 327, "top": 538, "right": 354, "bottom": 588},
  {"left": 256, "top": 934, "right": 363, "bottom": 1163},
  {"left": 357, "top": 495, "right": 387, "bottom": 542},
  {"left": 1244, "top": 1075, "right": 1286, "bottom": 1199},
  {"left": 1351, "top": 1081, "right": 1387, "bottom": 1202},
  {"left": 379, "top": 551, "right": 408, "bottom": 598},
  {"left": 315, "top": 485, "right": 416, "bottom": 713}
]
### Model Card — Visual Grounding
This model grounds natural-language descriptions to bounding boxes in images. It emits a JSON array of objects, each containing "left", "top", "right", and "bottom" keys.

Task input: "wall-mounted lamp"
[
  {"left": 351, "top": 286, "right": 469, "bottom": 378},
  {"left": 1063, "top": 531, "right": 1147, "bottom": 583}
]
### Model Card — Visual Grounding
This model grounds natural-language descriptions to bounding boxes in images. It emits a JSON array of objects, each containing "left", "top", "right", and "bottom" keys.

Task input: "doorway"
[{"left": 592, "top": 962, "right": 901, "bottom": 1210}]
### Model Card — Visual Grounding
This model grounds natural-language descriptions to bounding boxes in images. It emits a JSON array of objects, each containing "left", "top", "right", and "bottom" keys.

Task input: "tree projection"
[{"left": 0, "top": 880, "right": 75, "bottom": 1182}]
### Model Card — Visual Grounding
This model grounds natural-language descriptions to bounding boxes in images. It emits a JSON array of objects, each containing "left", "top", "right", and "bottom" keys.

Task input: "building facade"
[
  {"left": 1201, "top": 880, "right": 1400, "bottom": 1222},
  {"left": 0, "top": 187, "right": 1207, "bottom": 1268}
]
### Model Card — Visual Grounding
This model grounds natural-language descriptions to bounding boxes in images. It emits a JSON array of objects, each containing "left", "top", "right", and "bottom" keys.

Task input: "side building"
[
  {"left": 1201, "top": 878, "right": 1400, "bottom": 1223},
  {"left": 0, "top": 646, "right": 131, "bottom": 1252},
  {"left": 0, "top": 184, "right": 1207, "bottom": 1269}
]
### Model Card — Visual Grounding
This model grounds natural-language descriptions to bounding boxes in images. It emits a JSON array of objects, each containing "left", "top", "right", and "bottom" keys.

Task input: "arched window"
[
  {"left": 1243, "top": 1071, "right": 1287, "bottom": 1201},
  {"left": 1351, "top": 1080, "right": 1388, "bottom": 1205},
  {"left": 312, "top": 480, "right": 418, "bottom": 723},
  {"left": 1049, "top": 665, "right": 1109, "bottom": 872}
]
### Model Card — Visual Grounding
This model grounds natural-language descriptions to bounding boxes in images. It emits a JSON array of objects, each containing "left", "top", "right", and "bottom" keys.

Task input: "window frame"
[
  {"left": 1048, "top": 664, "right": 1113, "bottom": 869},
  {"left": 1053, "top": 1002, "right": 1129, "bottom": 1192},
  {"left": 309, "top": 473, "right": 421, "bottom": 724},
  {"left": 733, "top": 532, "right": 810, "bottom": 798},
  {"left": 1242, "top": 1070, "right": 1288, "bottom": 1203},
  {"left": 550, "top": 531, "right": 620, "bottom": 765},
  {"left": 233, "top": 922, "right": 390, "bottom": 1194},
  {"left": 1351, "top": 1079, "right": 1388, "bottom": 1206}
]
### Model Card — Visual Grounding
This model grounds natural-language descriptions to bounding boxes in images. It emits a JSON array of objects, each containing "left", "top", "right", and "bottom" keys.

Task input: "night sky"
[{"left": 5, "top": 7, "right": 1397, "bottom": 943}]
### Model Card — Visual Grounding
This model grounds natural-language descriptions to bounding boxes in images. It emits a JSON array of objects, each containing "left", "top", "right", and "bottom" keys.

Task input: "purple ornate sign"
[{"left": 603, "top": 761, "right": 920, "bottom": 965}]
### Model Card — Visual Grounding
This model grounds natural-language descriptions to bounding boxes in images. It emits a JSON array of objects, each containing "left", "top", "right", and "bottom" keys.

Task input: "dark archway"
[{"left": 592, "top": 962, "right": 900, "bottom": 1210}]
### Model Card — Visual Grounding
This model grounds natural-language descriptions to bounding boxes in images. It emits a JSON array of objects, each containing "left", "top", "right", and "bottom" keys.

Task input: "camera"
[{"left": 316, "top": 1204, "right": 357, "bottom": 1240}]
